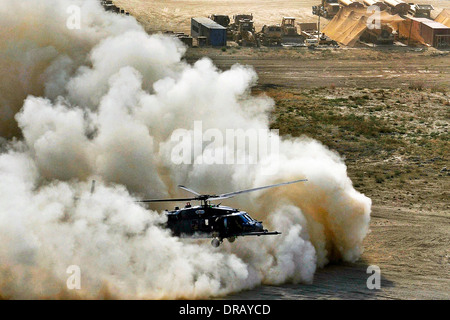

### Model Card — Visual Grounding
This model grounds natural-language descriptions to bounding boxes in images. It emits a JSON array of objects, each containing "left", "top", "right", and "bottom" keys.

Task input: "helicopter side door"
[
  {"left": 177, "top": 209, "right": 196, "bottom": 235},
  {"left": 216, "top": 214, "right": 245, "bottom": 238},
  {"left": 178, "top": 208, "right": 212, "bottom": 236}
]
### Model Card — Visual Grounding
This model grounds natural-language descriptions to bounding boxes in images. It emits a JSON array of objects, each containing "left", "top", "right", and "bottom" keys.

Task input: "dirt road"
[
  {"left": 186, "top": 47, "right": 450, "bottom": 89},
  {"left": 229, "top": 204, "right": 449, "bottom": 299}
]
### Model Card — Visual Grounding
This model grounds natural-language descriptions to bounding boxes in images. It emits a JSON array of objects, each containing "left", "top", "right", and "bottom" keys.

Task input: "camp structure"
[
  {"left": 363, "top": 0, "right": 388, "bottom": 11},
  {"left": 409, "top": 4, "right": 434, "bottom": 19},
  {"left": 191, "top": 17, "right": 227, "bottom": 46},
  {"left": 322, "top": 6, "right": 404, "bottom": 46},
  {"left": 399, "top": 17, "right": 450, "bottom": 48},
  {"left": 384, "top": 0, "right": 410, "bottom": 16},
  {"left": 435, "top": 9, "right": 450, "bottom": 28},
  {"left": 338, "top": 0, "right": 365, "bottom": 8}
]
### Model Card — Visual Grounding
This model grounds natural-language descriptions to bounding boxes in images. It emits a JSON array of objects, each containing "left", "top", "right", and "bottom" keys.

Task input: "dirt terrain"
[
  {"left": 187, "top": 47, "right": 450, "bottom": 89},
  {"left": 113, "top": 0, "right": 450, "bottom": 299},
  {"left": 187, "top": 47, "right": 449, "bottom": 299}
]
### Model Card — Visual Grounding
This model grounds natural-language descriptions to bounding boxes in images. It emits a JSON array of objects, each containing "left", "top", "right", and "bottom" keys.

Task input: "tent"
[
  {"left": 322, "top": 6, "right": 404, "bottom": 46},
  {"left": 435, "top": 9, "right": 450, "bottom": 28}
]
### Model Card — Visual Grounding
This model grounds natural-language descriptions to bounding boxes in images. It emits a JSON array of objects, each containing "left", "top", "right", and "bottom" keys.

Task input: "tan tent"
[
  {"left": 339, "top": 0, "right": 365, "bottom": 8},
  {"left": 363, "top": 0, "right": 388, "bottom": 11},
  {"left": 435, "top": 9, "right": 450, "bottom": 28},
  {"left": 397, "top": 18, "right": 426, "bottom": 45},
  {"left": 384, "top": 0, "right": 410, "bottom": 15},
  {"left": 322, "top": 7, "right": 404, "bottom": 46}
]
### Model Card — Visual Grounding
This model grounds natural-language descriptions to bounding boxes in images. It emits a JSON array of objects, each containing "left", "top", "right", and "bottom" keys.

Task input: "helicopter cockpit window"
[{"left": 238, "top": 215, "right": 250, "bottom": 223}]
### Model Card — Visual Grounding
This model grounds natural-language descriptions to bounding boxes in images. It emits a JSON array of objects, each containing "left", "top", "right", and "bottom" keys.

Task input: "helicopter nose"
[{"left": 255, "top": 221, "right": 264, "bottom": 232}]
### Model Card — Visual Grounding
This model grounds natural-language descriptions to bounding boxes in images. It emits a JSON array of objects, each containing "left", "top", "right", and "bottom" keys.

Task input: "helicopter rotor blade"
[
  {"left": 178, "top": 185, "right": 202, "bottom": 196},
  {"left": 137, "top": 197, "right": 198, "bottom": 203},
  {"left": 136, "top": 179, "right": 308, "bottom": 203},
  {"left": 206, "top": 195, "right": 232, "bottom": 201},
  {"left": 207, "top": 179, "right": 308, "bottom": 201}
]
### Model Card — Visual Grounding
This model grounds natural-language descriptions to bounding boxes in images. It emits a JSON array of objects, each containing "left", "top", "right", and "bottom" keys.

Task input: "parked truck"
[
  {"left": 209, "top": 14, "right": 234, "bottom": 39},
  {"left": 230, "top": 14, "right": 254, "bottom": 32}
]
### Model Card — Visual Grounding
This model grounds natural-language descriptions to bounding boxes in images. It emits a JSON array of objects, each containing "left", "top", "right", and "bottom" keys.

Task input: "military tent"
[
  {"left": 322, "top": 7, "right": 404, "bottom": 46},
  {"left": 435, "top": 9, "right": 450, "bottom": 28}
]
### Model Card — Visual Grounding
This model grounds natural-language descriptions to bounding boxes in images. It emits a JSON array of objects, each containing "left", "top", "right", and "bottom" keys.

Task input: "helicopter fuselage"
[
  {"left": 137, "top": 179, "right": 308, "bottom": 246},
  {"left": 165, "top": 204, "right": 275, "bottom": 243}
]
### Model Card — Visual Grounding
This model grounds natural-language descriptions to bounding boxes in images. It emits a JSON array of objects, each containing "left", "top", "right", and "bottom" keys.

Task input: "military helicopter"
[{"left": 137, "top": 179, "right": 308, "bottom": 247}]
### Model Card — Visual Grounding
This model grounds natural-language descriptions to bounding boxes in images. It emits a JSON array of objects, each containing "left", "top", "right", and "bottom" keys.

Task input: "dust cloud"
[{"left": 0, "top": 0, "right": 371, "bottom": 299}]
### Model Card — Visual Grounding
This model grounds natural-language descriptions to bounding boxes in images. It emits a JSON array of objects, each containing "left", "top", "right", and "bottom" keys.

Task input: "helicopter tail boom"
[{"left": 240, "top": 231, "right": 282, "bottom": 237}]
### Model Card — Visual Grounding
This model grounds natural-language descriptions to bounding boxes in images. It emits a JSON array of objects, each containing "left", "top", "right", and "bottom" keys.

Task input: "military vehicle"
[
  {"left": 231, "top": 14, "right": 257, "bottom": 46},
  {"left": 209, "top": 14, "right": 234, "bottom": 39},
  {"left": 360, "top": 25, "right": 395, "bottom": 45},
  {"left": 281, "top": 17, "right": 298, "bottom": 36},
  {"left": 258, "top": 25, "right": 283, "bottom": 46},
  {"left": 312, "top": 0, "right": 341, "bottom": 19}
]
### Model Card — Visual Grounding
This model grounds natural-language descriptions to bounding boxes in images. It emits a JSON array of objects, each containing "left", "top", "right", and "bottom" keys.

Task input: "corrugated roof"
[
  {"left": 411, "top": 17, "right": 450, "bottom": 29},
  {"left": 192, "top": 17, "right": 226, "bottom": 30}
]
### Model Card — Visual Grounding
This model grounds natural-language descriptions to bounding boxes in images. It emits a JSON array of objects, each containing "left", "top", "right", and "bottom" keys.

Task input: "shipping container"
[{"left": 191, "top": 17, "right": 227, "bottom": 47}]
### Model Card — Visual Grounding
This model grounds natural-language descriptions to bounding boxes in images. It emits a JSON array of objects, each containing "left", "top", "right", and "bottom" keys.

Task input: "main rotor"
[{"left": 137, "top": 179, "right": 308, "bottom": 205}]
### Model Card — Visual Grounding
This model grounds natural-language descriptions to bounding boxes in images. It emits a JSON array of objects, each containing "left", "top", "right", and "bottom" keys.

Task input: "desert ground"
[
  {"left": 114, "top": 1, "right": 449, "bottom": 299},
  {"left": 187, "top": 48, "right": 450, "bottom": 299}
]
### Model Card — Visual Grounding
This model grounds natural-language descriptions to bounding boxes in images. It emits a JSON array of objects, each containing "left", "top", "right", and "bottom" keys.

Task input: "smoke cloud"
[{"left": 0, "top": 0, "right": 371, "bottom": 299}]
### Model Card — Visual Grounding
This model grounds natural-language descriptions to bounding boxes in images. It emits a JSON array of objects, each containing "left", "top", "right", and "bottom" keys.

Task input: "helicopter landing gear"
[
  {"left": 211, "top": 238, "right": 222, "bottom": 248},
  {"left": 227, "top": 236, "right": 236, "bottom": 243}
]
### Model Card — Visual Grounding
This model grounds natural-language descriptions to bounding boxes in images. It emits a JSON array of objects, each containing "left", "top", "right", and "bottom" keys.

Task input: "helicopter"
[{"left": 137, "top": 179, "right": 308, "bottom": 247}]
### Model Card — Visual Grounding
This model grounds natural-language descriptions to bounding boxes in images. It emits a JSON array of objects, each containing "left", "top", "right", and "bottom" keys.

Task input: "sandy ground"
[
  {"left": 113, "top": 0, "right": 449, "bottom": 34},
  {"left": 111, "top": 1, "right": 450, "bottom": 300},
  {"left": 186, "top": 48, "right": 450, "bottom": 300},
  {"left": 229, "top": 205, "right": 449, "bottom": 299},
  {"left": 186, "top": 47, "right": 450, "bottom": 89}
]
